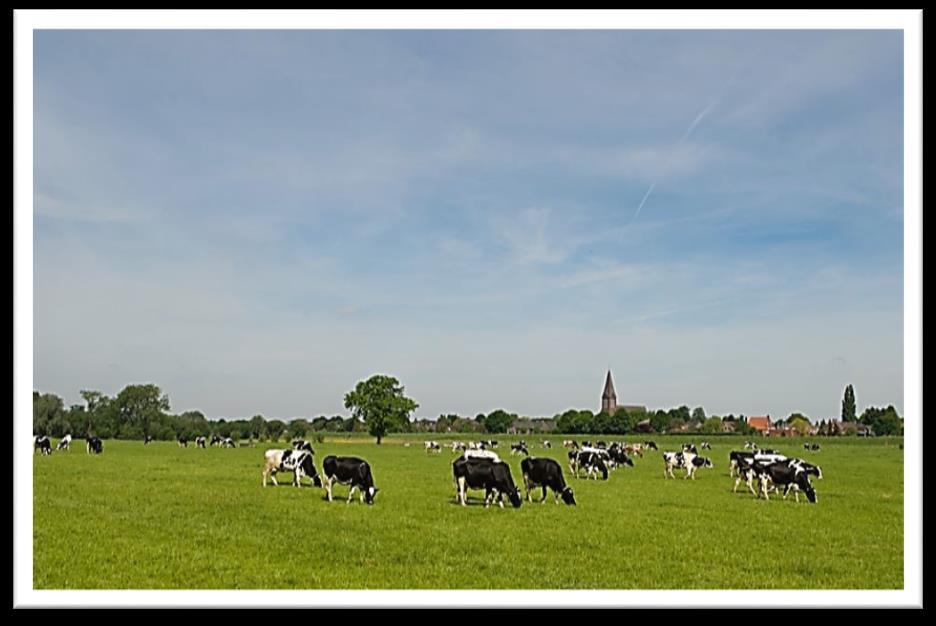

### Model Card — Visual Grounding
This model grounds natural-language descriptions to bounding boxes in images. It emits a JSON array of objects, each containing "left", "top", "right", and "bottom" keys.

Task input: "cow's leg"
[
  {"left": 347, "top": 485, "right": 356, "bottom": 504},
  {"left": 326, "top": 477, "right": 334, "bottom": 501},
  {"left": 541, "top": 486, "right": 548, "bottom": 504}
]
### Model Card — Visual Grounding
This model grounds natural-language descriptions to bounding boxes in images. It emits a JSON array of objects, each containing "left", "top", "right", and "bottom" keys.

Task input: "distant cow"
[
  {"left": 87, "top": 436, "right": 103, "bottom": 454},
  {"left": 56, "top": 434, "right": 72, "bottom": 451},
  {"left": 262, "top": 449, "right": 322, "bottom": 488},
  {"left": 221, "top": 437, "right": 237, "bottom": 448},
  {"left": 541, "top": 440, "right": 552, "bottom": 449},
  {"left": 663, "top": 451, "right": 712, "bottom": 479},
  {"left": 701, "top": 442, "right": 712, "bottom": 450},
  {"left": 452, "top": 456, "right": 521, "bottom": 508},
  {"left": 510, "top": 442, "right": 529, "bottom": 456},
  {"left": 562, "top": 440, "right": 579, "bottom": 450},
  {"left": 570, "top": 450, "right": 609, "bottom": 480},
  {"left": 210, "top": 435, "right": 222, "bottom": 446},
  {"left": 424, "top": 441, "right": 442, "bottom": 454},
  {"left": 643, "top": 441, "right": 658, "bottom": 451},
  {"left": 520, "top": 457, "right": 575, "bottom": 505},
  {"left": 451, "top": 441, "right": 467, "bottom": 453},
  {"left": 143, "top": 435, "right": 154, "bottom": 445},
  {"left": 177, "top": 436, "right": 188, "bottom": 448},
  {"left": 293, "top": 439, "right": 314, "bottom": 453},
  {"left": 322, "top": 456, "right": 379, "bottom": 505},
  {"left": 34, "top": 436, "right": 52, "bottom": 455},
  {"left": 804, "top": 443, "right": 821, "bottom": 452},
  {"left": 682, "top": 443, "right": 698, "bottom": 454},
  {"left": 195, "top": 436, "right": 207, "bottom": 448}
]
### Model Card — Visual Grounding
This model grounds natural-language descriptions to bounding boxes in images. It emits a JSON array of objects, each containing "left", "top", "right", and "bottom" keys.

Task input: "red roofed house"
[{"left": 747, "top": 415, "right": 772, "bottom": 435}]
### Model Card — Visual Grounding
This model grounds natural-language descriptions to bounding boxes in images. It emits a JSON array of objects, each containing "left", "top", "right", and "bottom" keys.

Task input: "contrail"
[
  {"left": 631, "top": 81, "right": 729, "bottom": 222},
  {"left": 632, "top": 182, "right": 656, "bottom": 220}
]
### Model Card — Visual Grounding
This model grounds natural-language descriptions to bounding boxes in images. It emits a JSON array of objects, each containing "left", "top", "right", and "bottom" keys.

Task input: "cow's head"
[
  {"left": 507, "top": 487, "right": 522, "bottom": 508},
  {"left": 364, "top": 486, "right": 379, "bottom": 505},
  {"left": 560, "top": 486, "right": 576, "bottom": 506}
]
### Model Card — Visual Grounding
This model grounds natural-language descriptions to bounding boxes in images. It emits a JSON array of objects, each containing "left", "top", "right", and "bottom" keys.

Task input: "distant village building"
[
  {"left": 600, "top": 370, "right": 646, "bottom": 415},
  {"left": 747, "top": 415, "right": 772, "bottom": 435}
]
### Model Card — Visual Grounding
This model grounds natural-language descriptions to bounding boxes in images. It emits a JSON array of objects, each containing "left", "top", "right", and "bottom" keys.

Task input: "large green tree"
[
  {"left": 483, "top": 409, "right": 516, "bottom": 434},
  {"left": 860, "top": 405, "right": 902, "bottom": 436},
  {"left": 114, "top": 384, "right": 170, "bottom": 438},
  {"left": 842, "top": 384, "right": 857, "bottom": 422},
  {"left": 33, "top": 391, "right": 65, "bottom": 436},
  {"left": 344, "top": 375, "right": 419, "bottom": 444}
]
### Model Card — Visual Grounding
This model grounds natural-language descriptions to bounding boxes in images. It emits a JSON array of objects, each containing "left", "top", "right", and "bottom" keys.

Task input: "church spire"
[{"left": 601, "top": 370, "right": 617, "bottom": 414}]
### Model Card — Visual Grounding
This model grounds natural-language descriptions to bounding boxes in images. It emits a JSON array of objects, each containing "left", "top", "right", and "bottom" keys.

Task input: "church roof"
[{"left": 602, "top": 370, "right": 617, "bottom": 400}]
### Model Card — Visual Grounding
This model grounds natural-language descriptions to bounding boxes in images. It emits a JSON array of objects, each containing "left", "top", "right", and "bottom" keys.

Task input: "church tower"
[{"left": 601, "top": 370, "right": 617, "bottom": 415}]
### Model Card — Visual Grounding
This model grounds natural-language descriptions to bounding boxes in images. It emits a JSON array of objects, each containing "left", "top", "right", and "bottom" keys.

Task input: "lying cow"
[
  {"left": 452, "top": 456, "right": 521, "bottom": 508},
  {"left": 262, "top": 449, "right": 322, "bottom": 488},
  {"left": 34, "top": 436, "right": 52, "bottom": 455},
  {"left": 87, "top": 436, "right": 103, "bottom": 454},
  {"left": 520, "top": 457, "right": 575, "bottom": 505},
  {"left": 57, "top": 434, "right": 72, "bottom": 451},
  {"left": 322, "top": 456, "right": 379, "bottom": 505}
]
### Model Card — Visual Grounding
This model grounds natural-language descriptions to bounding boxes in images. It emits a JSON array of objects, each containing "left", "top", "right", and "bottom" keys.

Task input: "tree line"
[{"left": 33, "top": 378, "right": 902, "bottom": 442}]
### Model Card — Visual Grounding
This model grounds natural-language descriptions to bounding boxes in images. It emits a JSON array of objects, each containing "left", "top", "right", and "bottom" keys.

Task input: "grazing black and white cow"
[
  {"left": 262, "top": 448, "right": 322, "bottom": 488},
  {"left": 541, "top": 440, "right": 552, "bottom": 449},
  {"left": 701, "top": 442, "right": 712, "bottom": 450},
  {"left": 144, "top": 435, "right": 154, "bottom": 445},
  {"left": 452, "top": 456, "right": 521, "bottom": 508},
  {"left": 34, "top": 436, "right": 52, "bottom": 455},
  {"left": 424, "top": 441, "right": 442, "bottom": 454},
  {"left": 682, "top": 443, "right": 698, "bottom": 454},
  {"left": 451, "top": 441, "right": 467, "bottom": 454},
  {"left": 221, "top": 437, "right": 237, "bottom": 448},
  {"left": 562, "top": 440, "right": 579, "bottom": 450},
  {"left": 607, "top": 445, "right": 635, "bottom": 468},
  {"left": 322, "top": 456, "right": 379, "bottom": 505},
  {"left": 210, "top": 435, "right": 222, "bottom": 446},
  {"left": 754, "top": 459, "right": 817, "bottom": 503},
  {"left": 644, "top": 441, "right": 658, "bottom": 451},
  {"left": 464, "top": 448, "right": 501, "bottom": 463},
  {"left": 804, "top": 443, "right": 821, "bottom": 452},
  {"left": 87, "top": 436, "right": 103, "bottom": 454},
  {"left": 56, "top": 434, "right": 72, "bottom": 451},
  {"left": 195, "top": 436, "right": 207, "bottom": 448},
  {"left": 292, "top": 439, "right": 314, "bottom": 453},
  {"left": 570, "top": 450, "right": 609, "bottom": 480},
  {"left": 663, "top": 451, "right": 712, "bottom": 479},
  {"left": 177, "top": 436, "right": 188, "bottom": 448},
  {"left": 520, "top": 457, "right": 575, "bottom": 505},
  {"left": 510, "top": 442, "right": 529, "bottom": 456}
]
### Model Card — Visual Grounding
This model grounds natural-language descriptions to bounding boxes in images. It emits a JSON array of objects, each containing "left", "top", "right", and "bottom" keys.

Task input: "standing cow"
[
  {"left": 87, "top": 436, "right": 103, "bottom": 454},
  {"left": 452, "top": 456, "right": 521, "bottom": 508},
  {"left": 34, "top": 436, "right": 52, "bottom": 455},
  {"left": 262, "top": 449, "right": 322, "bottom": 488},
  {"left": 56, "top": 434, "right": 72, "bottom": 452},
  {"left": 520, "top": 457, "right": 575, "bottom": 505},
  {"left": 322, "top": 456, "right": 379, "bottom": 505}
]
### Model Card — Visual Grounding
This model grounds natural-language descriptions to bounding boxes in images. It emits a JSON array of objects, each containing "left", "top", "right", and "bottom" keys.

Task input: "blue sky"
[{"left": 33, "top": 29, "right": 904, "bottom": 422}]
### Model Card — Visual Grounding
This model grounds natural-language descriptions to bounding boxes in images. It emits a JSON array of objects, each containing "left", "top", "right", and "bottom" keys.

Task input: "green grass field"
[{"left": 32, "top": 435, "right": 903, "bottom": 589}]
